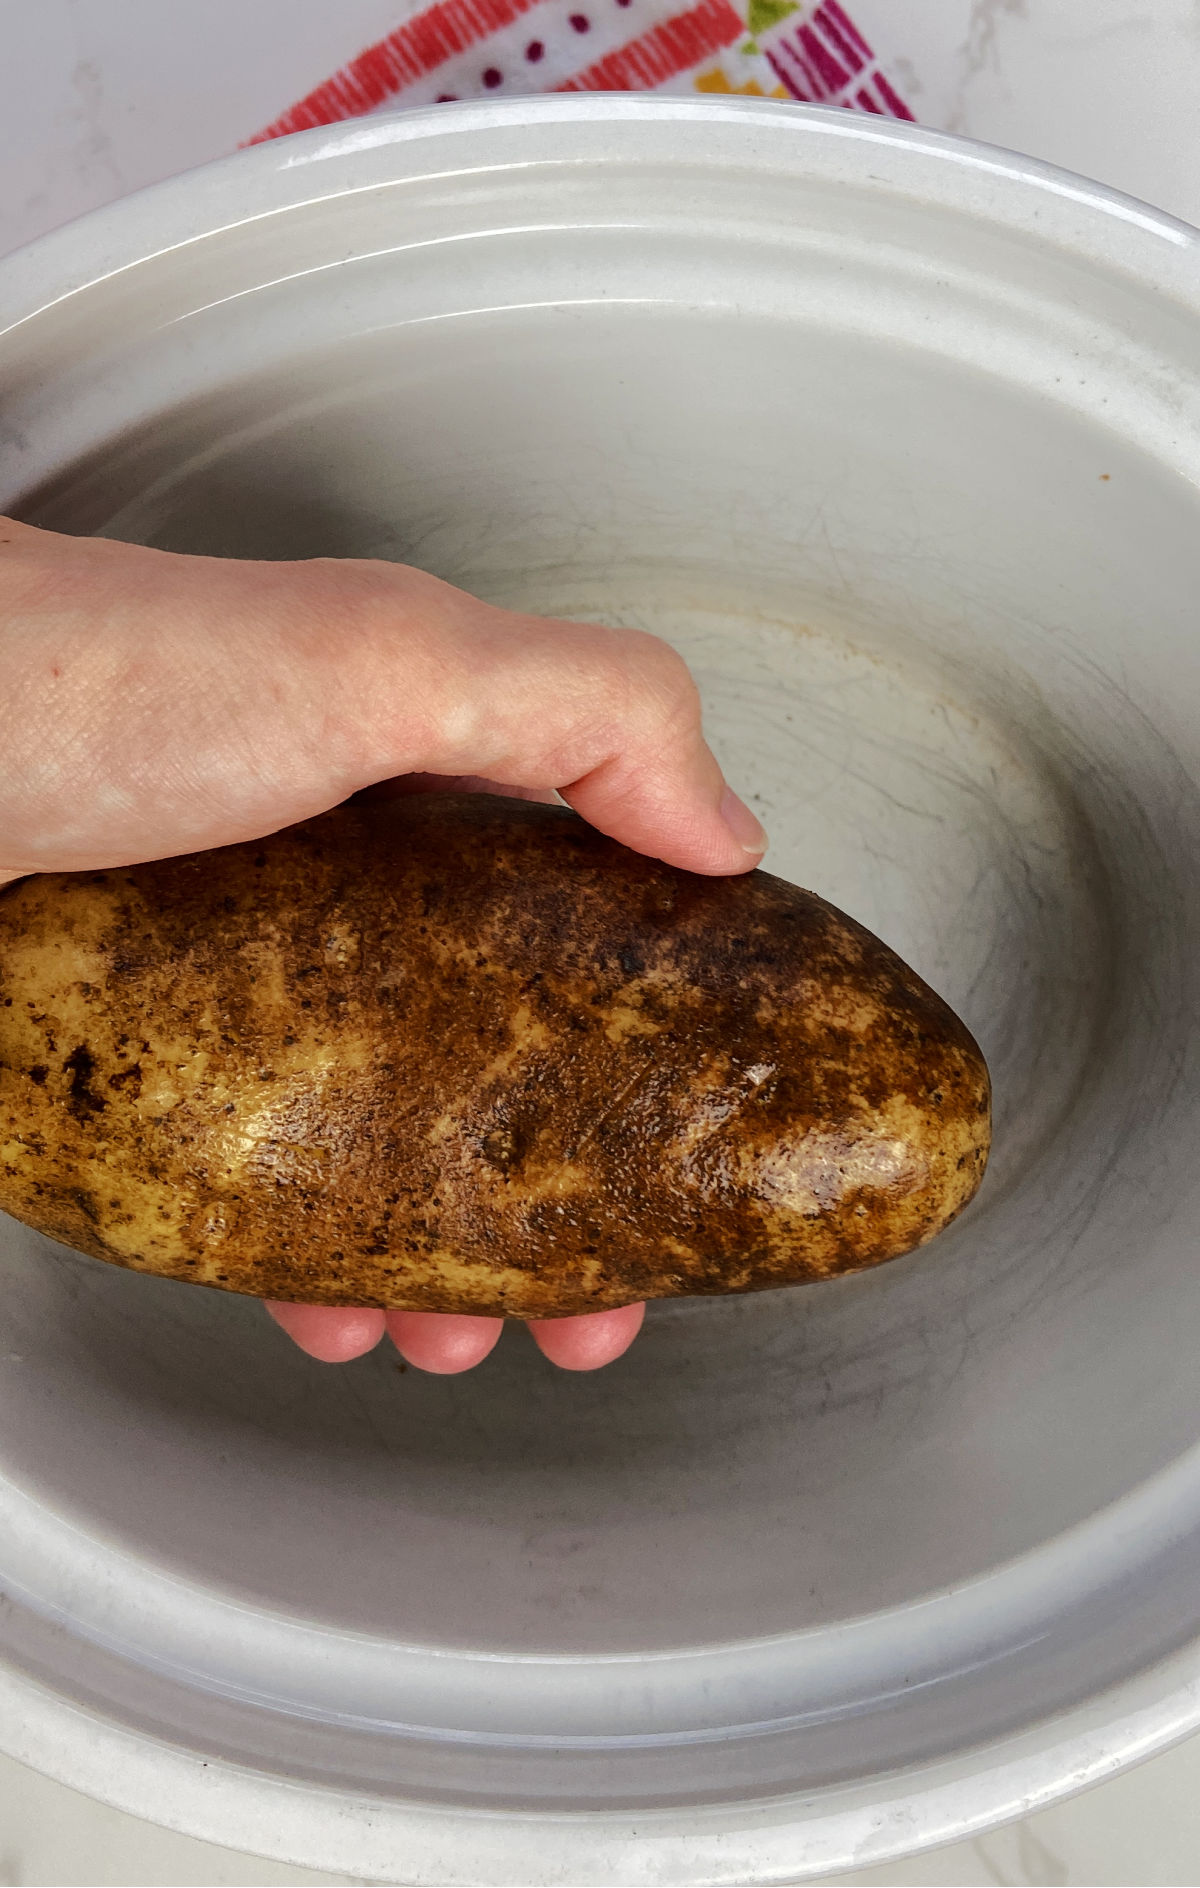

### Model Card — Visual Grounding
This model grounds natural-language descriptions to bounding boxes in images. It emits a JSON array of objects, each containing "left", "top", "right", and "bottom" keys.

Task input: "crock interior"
[{"left": 4, "top": 107, "right": 1200, "bottom": 1822}]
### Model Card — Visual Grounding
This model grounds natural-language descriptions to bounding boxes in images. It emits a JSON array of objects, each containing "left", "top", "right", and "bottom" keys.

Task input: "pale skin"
[{"left": 0, "top": 518, "right": 767, "bottom": 1373}]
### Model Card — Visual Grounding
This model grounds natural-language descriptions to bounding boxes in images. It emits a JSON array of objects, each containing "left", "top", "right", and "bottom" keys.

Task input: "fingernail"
[{"left": 719, "top": 785, "right": 768, "bottom": 856}]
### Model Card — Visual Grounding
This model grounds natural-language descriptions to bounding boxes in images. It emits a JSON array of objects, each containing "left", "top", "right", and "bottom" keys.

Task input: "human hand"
[{"left": 0, "top": 518, "right": 766, "bottom": 1372}]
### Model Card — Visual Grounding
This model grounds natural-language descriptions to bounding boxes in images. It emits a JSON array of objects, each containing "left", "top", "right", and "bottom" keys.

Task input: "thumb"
[
  {"left": 380, "top": 584, "right": 767, "bottom": 873},
  {"left": 0, "top": 523, "right": 766, "bottom": 877}
]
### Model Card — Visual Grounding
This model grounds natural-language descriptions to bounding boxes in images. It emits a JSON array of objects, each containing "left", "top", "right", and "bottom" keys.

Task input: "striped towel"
[{"left": 247, "top": 0, "right": 911, "bottom": 141}]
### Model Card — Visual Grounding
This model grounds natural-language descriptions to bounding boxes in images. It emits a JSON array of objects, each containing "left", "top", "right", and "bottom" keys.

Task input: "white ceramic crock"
[{"left": 3, "top": 96, "right": 1200, "bottom": 1885}]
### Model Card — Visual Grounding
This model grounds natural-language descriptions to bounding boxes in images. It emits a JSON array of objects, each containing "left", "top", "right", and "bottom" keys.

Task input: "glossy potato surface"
[{"left": 0, "top": 795, "right": 990, "bottom": 1316}]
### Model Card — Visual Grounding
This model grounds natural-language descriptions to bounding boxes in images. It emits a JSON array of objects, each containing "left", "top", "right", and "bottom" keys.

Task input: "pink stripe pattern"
[{"left": 761, "top": 1, "right": 912, "bottom": 118}]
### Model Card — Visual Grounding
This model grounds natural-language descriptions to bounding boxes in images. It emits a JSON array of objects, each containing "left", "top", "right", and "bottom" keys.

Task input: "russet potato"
[{"left": 0, "top": 795, "right": 989, "bottom": 1316}]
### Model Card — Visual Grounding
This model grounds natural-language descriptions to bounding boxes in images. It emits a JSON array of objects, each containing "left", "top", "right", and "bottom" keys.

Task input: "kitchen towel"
[{"left": 248, "top": 0, "right": 912, "bottom": 140}]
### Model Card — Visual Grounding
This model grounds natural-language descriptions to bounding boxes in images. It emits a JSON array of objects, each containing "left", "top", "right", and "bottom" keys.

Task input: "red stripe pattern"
[
  {"left": 557, "top": 0, "right": 741, "bottom": 91},
  {"left": 248, "top": 0, "right": 547, "bottom": 140}
]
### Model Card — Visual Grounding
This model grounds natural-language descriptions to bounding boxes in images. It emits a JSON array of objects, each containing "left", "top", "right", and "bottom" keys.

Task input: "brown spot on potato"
[
  {"left": 483, "top": 1127, "right": 519, "bottom": 1168},
  {"left": 63, "top": 1045, "right": 106, "bottom": 1119}
]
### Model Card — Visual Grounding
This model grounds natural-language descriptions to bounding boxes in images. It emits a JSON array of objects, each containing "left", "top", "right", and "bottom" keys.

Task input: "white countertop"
[{"left": 4, "top": 3, "right": 1200, "bottom": 1880}]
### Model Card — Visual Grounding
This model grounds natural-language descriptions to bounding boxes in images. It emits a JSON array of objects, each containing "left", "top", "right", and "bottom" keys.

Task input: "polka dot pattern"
[{"left": 465, "top": 3, "right": 632, "bottom": 93}]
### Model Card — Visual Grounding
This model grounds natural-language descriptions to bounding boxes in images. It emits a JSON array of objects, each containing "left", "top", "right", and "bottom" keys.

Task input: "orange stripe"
[
  {"left": 557, "top": 0, "right": 742, "bottom": 91},
  {"left": 248, "top": 0, "right": 548, "bottom": 141}
]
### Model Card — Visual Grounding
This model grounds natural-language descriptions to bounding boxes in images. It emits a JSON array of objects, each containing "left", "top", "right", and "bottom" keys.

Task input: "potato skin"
[{"left": 0, "top": 795, "right": 989, "bottom": 1316}]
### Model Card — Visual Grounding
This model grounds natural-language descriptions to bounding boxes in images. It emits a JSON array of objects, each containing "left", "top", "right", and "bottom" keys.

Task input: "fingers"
[
  {"left": 265, "top": 1300, "right": 385, "bottom": 1362},
  {"left": 385, "top": 1310, "right": 503, "bottom": 1374},
  {"left": 265, "top": 1298, "right": 504, "bottom": 1374},
  {"left": 382, "top": 1304, "right": 647, "bottom": 1375},
  {"left": 526, "top": 1302, "right": 645, "bottom": 1370},
  {"left": 0, "top": 521, "right": 765, "bottom": 879},
  {"left": 263, "top": 1299, "right": 647, "bottom": 1373}
]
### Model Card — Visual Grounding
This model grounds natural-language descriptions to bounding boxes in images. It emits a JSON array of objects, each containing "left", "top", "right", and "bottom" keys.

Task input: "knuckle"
[{"left": 613, "top": 628, "right": 702, "bottom": 734}]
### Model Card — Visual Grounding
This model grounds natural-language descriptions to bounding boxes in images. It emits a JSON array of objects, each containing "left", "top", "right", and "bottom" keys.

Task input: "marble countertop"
[{"left": 4, "top": 2, "right": 1200, "bottom": 1881}]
